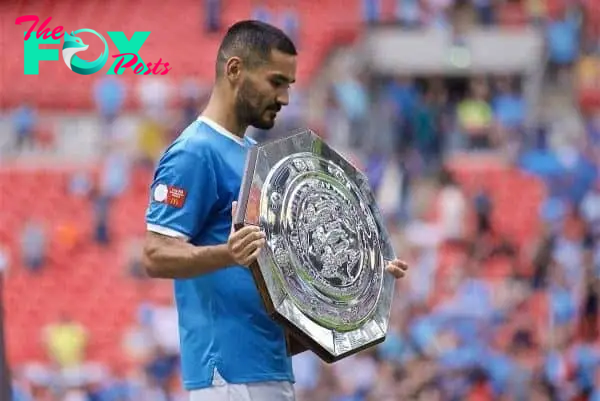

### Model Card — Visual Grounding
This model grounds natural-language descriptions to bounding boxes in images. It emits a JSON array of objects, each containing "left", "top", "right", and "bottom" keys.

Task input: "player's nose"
[{"left": 276, "top": 91, "right": 289, "bottom": 107}]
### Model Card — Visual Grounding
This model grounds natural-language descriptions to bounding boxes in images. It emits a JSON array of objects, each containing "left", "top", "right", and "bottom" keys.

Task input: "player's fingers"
[
  {"left": 241, "top": 238, "right": 266, "bottom": 258},
  {"left": 391, "top": 259, "right": 409, "bottom": 271},
  {"left": 231, "top": 228, "right": 264, "bottom": 252},
  {"left": 243, "top": 246, "right": 263, "bottom": 266},
  {"left": 230, "top": 225, "right": 261, "bottom": 244},
  {"left": 386, "top": 264, "right": 406, "bottom": 279}
]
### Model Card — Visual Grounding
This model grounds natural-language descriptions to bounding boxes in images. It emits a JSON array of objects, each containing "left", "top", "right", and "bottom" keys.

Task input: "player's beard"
[{"left": 235, "top": 78, "right": 277, "bottom": 130}]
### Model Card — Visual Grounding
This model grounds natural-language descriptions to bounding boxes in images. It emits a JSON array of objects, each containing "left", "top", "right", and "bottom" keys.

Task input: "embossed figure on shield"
[{"left": 301, "top": 195, "right": 361, "bottom": 287}]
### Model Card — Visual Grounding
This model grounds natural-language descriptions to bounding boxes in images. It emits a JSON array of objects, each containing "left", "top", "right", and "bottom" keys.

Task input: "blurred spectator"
[
  {"left": 450, "top": 1, "right": 478, "bottom": 37},
  {"left": 144, "top": 345, "right": 179, "bottom": 394},
  {"left": 546, "top": 6, "right": 581, "bottom": 84},
  {"left": 492, "top": 76, "right": 526, "bottom": 131},
  {"left": 143, "top": 299, "right": 180, "bottom": 357},
  {"left": 179, "top": 77, "right": 205, "bottom": 130},
  {"left": 411, "top": 87, "right": 444, "bottom": 170},
  {"left": 137, "top": 117, "right": 167, "bottom": 168},
  {"left": 580, "top": 179, "right": 600, "bottom": 237},
  {"left": 12, "top": 102, "right": 36, "bottom": 152},
  {"left": 384, "top": 75, "right": 419, "bottom": 154},
  {"left": 292, "top": 352, "right": 321, "bottom": 399},
  {"left": 403, "top": 219, "right": 441, "bottom": 302},
  {"left": 0, "top": 246, "right": 9, "bottom": 277},
  {"left": 333, "top": 72, "right": 370, "bottom": 148},
  {"left": 548, "top": 261, "right": 578, "bottom": 333},
  {"left": 569, "top": 334, "right": 600, "bottom": 399},
  {"left": 473, "top": 186, "right": 493, "bottom": 236},
  {"left": 473, "top": 0, "right": 495, "bottom": 26},
  {"left": 43, "top": 314, "right": 88, "bottom": 370},
  {"left": 122, "top": 319, "right": 155, "bottom": 364},
  {"left": 280, "top": 4, "right": 300, "bottom": 46},
  {"left": 425, "top": 0, "right": 452, "bottom": 29},
  {"left": 552, "top": 207, "right": 588, "bottom": 298},
  {"left": 436, "top": 168, "right": 467, "bottom": 243},
  {"left": 136, "top": 76, "right": 172, "bottom": 122},
  {"left": 585, "top": 110, "right": 600, "bottom": 147},
  {"left": 91, "top": 185, "right": 111, "bottom": 246},
  {"left": 395, "top": 0, "right": 421, "bottom": 28},
  {"left": 506, "top": 330, "right": 538, "bottom": 401},
  {"left": 362, "top": 0, "right": 381, "bottom": 25},
  {"left": 375, "top": 157, "right": 404, "bottom": 223},
  {"left": 457, "top": 77, "right": 494, "bottom": 150},
  {"left": 88, "top": 147, "right": 131, "bottom": 247},
  {"left": 55, "top": 221, "right": 81, "bottom": 254},
  {"left": 377, "top": 312, "right": 418, "bottom": 366},
  {"left": 93, "top": 76, "right": 125, "bottom": 134},
  {"left": 366, "top": 360, "right": 403, "bottom": 401},
  {"left": 204, "top": 0, "right": 221, "bottom": 33},
  {"left": 539, "top": 120, "right": 596, "bottom": 203},
  {"left": 67, "top": 171, "right": 93, "bottom": 198},
  {"left": 11, "top": 384, "right": 33, "bottom": 401},
  {"left": 531, "top": 222, "right": 557, "bottom": 289},
  {"left": 20, "top": 219, "right": 46, "bottom": 273},
  {"left": 125, "top": 238, "right": 146, "bottom": 279},
  {"left": 332, "top": 352, "right": 379, "bottom": 399},
  {"left": 252, "top": 0, "right": 274, "bottom": 24},
  {"left": 323, "top": 89, "right": 351, "bottom": 151},
  {"left": 100, "top": 146, "right": 131, "bottom": 199},
  {"left": 527, "top": 0, "right": 547, "bottom": 26}
]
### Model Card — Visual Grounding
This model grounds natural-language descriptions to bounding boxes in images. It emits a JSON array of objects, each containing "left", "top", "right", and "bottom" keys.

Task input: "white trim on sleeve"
[{"left": 147, "top": 224, "right": 190, "bottom": 241}]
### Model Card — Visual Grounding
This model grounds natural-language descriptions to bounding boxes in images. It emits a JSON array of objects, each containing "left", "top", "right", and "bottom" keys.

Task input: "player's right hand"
[{"left": 228, "top": 202, "right": 266, "bottom": 267}]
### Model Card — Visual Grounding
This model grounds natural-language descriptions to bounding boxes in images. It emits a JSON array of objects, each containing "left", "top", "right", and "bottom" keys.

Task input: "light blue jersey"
[{"left": 145, "top": 116, "right": 294, "bottom": 390}]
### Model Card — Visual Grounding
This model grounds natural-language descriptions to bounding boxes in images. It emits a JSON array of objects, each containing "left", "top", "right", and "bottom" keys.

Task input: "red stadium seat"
[{"left": 0, "top": 165, "right": 172, "bottom": 366}]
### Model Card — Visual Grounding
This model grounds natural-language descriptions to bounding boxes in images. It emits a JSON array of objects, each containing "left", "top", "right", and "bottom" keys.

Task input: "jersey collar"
[{"left": 197, "top": 116, "right": 245, "bottom": 146}]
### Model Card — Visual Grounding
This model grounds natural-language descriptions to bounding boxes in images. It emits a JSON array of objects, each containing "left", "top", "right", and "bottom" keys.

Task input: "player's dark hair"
[{"left": 216, "top": 20, "right": 297, "bottom": 78}]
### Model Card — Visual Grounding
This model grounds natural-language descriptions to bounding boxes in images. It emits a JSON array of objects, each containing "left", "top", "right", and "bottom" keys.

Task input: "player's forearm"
[{"left": 143, "top": 237, "right": 235, "bottom": 279}]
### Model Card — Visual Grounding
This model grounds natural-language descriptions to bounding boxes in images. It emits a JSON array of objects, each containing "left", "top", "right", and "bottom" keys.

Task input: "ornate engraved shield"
[{"left": 234, "top": 129, "right": 396, "bottom": 363}]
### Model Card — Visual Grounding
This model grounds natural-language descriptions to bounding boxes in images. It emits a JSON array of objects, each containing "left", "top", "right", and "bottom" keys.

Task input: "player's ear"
[{"left": 225, "top": 57, "right": 243, "bottom": 82}]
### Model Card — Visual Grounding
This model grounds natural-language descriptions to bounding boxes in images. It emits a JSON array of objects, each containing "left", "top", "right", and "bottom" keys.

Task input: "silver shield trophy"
[{"left": 233, "top": 128, "right": 396, "bottom": 363}]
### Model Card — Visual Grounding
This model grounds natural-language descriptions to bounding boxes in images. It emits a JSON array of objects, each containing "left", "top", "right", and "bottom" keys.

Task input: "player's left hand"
[{"left": 386, "top": 259, "right": 409, "bottom": 279}]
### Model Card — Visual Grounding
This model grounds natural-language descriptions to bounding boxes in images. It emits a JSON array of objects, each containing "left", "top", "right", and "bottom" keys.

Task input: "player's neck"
[{"left": 201, "top": 92, "right": 247, "bottom": 139}]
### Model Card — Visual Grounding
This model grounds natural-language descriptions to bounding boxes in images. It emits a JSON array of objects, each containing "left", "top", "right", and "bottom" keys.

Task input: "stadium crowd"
[{"left": 4, "top": 0, "right": 600, "bottom": 400}]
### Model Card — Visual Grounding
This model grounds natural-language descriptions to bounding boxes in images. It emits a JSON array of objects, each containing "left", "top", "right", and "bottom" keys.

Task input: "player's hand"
[
  {"left": 228, "top": 202, "right": 266, "bottom": 267},
  {"left": 386, "top": 258, "right": 409, "bottom": 279}
]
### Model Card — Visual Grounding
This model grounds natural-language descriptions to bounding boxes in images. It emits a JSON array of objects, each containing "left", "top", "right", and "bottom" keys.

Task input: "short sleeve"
[{"left": 145, "top": 146, "right": 217, "bottom": 240}]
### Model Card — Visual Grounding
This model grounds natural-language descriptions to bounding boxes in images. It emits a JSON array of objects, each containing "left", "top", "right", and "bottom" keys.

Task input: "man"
[{"left": 143, "top": 20, "right": 409, "bottom": 401}]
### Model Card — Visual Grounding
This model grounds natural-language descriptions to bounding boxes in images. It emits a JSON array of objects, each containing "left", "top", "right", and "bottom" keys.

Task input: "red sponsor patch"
[
  {"left": 153, "top": 184, "right": 187, "bottom": 208},
  {"left": 166, "top": 186, "right": 187, "bottom": 208}
]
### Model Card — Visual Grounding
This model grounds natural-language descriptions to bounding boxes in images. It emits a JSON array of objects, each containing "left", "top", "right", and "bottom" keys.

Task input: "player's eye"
[{"left": 270, "top": 78, "right": 289, "bottom": 89}]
